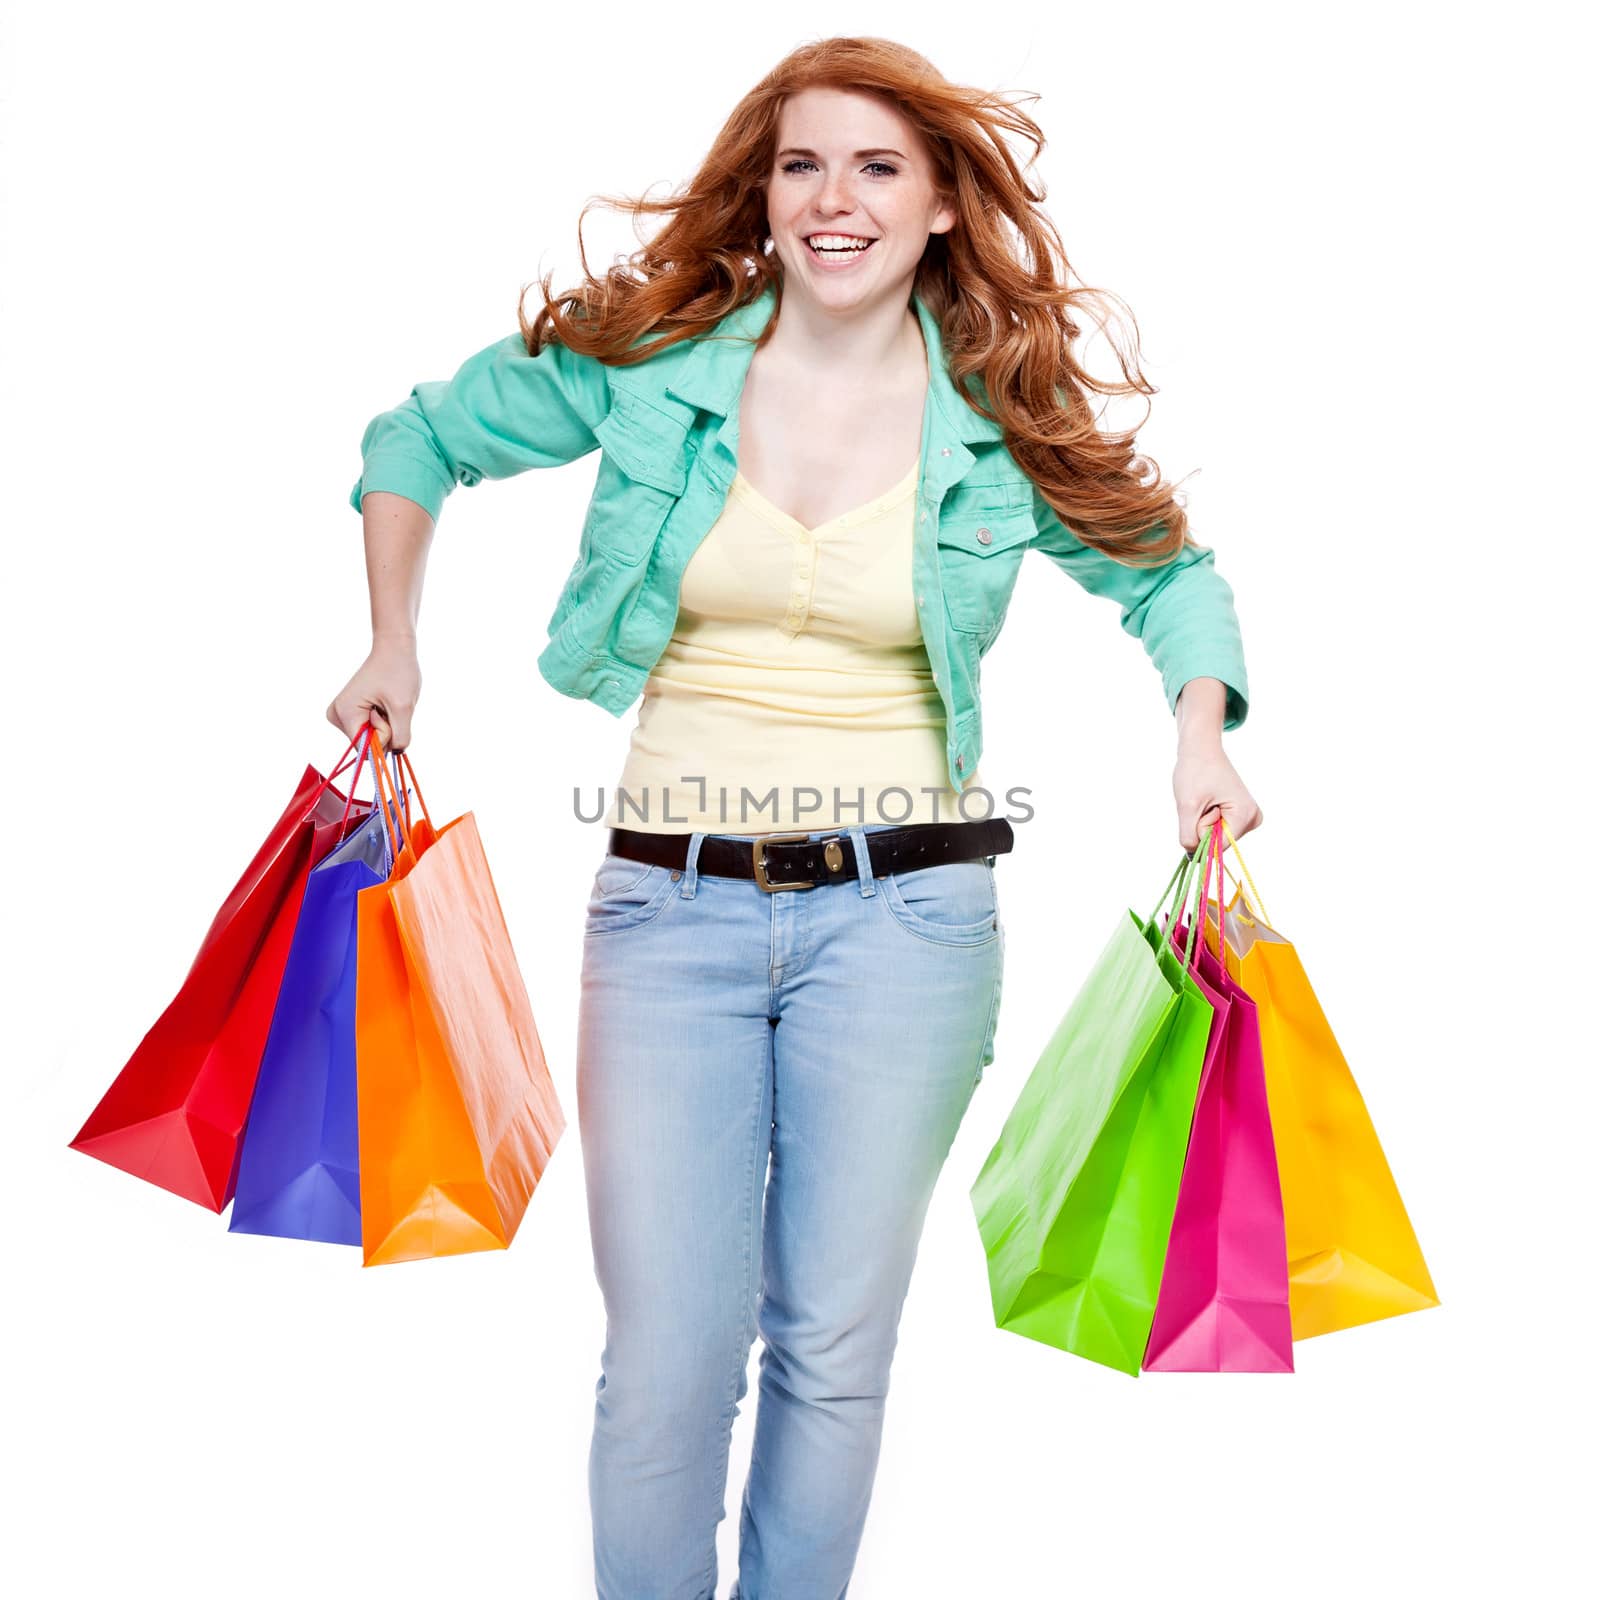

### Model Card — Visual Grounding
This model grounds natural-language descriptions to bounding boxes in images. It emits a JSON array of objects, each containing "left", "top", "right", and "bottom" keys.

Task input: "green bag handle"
[
  {"left": 1147, "top": 831, "right": 1211, "bottom": 975},
  {"left": 1148, "top": 853, "right": 1190, "bottom": 930}
]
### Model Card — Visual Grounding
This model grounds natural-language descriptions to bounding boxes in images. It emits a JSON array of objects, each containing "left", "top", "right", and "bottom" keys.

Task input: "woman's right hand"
[{"left": 327, "top": 633, "right": 422, "bottom": 754}]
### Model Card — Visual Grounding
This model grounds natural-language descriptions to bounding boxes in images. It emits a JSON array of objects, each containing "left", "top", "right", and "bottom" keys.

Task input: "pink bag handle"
[{"left": 1200, "top": 817, "right": 1225, "bottom": 954}]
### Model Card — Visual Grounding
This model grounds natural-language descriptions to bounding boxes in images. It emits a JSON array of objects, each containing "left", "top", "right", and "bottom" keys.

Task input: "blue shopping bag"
[{"left": 228, "top": 741, "right": 406, "bottom": 1245}]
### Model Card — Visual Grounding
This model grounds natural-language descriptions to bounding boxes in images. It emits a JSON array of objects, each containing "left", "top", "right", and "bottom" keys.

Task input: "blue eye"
[{"left": 780, "top": 158, "right": 898, "bottom": 177}]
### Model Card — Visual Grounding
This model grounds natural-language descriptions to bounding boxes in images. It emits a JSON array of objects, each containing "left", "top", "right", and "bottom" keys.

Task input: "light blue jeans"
[{"left": 577, "top": 821, "right": 1005, "bottom": 1600}]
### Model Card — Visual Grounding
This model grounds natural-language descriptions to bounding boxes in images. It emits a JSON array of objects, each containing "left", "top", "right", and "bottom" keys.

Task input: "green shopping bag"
[{"left": 970, "top": 840, "right": 1217, "bottom": 1375}]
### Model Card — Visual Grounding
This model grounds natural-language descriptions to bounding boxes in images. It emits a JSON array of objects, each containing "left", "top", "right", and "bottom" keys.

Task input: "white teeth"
[{"left": 808, "top": 234, "right": 874, "bottom": 252}]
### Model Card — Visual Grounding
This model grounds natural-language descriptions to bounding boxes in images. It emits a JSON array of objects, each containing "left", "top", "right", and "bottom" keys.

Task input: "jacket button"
[
  {"left": 940, "top": 447, "right": 951, "bottom": 456},
  {"left": 976, "top": 527, "right": 992, "bottom": 545},
  {"left": 956, "top": 754, "right": 965, "bottom": 771}
]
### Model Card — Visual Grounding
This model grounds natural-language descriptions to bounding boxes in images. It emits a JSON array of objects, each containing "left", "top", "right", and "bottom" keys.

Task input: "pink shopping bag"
[{"left": 1144, "top": 822, "right": 1294, "bottom": 1373}]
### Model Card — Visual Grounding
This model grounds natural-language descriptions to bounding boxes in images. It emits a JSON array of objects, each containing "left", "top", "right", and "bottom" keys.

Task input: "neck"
[{"left": 763, "top": 280, "right": 927, "bottom": 386}]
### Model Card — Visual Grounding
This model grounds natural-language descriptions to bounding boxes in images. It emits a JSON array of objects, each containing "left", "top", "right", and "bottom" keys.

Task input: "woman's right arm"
[
  {"left": 328, "top": 330, "right": 611, "bottom": 753},
  {"left": 327, "top": 490, "right": 434, "bottom": 753}
]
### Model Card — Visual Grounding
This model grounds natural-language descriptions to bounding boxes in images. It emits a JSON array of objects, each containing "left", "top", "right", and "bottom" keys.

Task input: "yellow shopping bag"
[{"left": 1203, "top": 821, "right": 1438, "bottom": 1340}]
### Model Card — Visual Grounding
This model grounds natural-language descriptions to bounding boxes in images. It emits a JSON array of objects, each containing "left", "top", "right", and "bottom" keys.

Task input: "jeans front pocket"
[
  {"left": 876, "top": 858, "right": 1001, "bottom": 948},
  {"left": 584, "top": 851, "right": 680, "bottom": 937}
]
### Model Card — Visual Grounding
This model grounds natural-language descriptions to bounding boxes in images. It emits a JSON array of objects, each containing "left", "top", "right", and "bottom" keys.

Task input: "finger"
[
  {"left": 1228, "top": 805, "right": 1262, "bottom": 839},
  {"left": 330, "top": 702, "right": 368, "bottom": 746},
  {"left": 1188, "top": 803, "right": 1221, "bottom": 851},
  {"left": 385, "top": 706, "right": 412, "bottom": 755}
]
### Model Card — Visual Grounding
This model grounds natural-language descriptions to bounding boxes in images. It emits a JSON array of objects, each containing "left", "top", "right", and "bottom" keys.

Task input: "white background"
[{"left": 3, "top": 3, "right": 1591, "bottom": 1595}]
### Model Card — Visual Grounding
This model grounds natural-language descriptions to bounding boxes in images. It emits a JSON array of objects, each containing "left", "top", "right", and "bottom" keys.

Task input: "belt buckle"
[{"left": 752, "top": 831, "right": 815, "bottom": 892}]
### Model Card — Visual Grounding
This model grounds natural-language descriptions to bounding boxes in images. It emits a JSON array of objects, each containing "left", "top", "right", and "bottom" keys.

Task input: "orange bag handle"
[
  {"left": 364, "top": 726, "right": 414, "bottom": 864},
  {"left": 388, "top": 747, "right": 435, "bottom": 841}
]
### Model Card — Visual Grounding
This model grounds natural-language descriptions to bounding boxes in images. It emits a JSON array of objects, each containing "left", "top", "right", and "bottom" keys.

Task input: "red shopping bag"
[{"left": 70, "top": 728, "right": 378, "bottom": 1210}]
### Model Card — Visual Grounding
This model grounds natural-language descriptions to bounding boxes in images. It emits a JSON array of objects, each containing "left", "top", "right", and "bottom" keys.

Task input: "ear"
[{"left": 928, "top": 193, "right": 958, "bottom": 237}]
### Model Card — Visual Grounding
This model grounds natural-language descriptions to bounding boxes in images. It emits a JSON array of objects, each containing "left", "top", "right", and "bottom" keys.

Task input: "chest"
[
  {"left": 733, "top": 353, "right": 927, "bottom": 532},
  {"left": 676, "top": 466, "right": 924, "bottom": 649}
]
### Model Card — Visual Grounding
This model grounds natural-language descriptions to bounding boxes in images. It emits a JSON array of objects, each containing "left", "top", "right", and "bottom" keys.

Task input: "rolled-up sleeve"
[
  {"left": 1029, "top": 485, "right": 1249, "bottom": 730},
  {"left": 349, "top": 331, "right": 610, "bottom": 521}
]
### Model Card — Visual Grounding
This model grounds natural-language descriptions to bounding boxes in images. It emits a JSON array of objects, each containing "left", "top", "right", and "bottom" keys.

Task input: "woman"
[{"left": 331, "top": 36, "right": 1261, "bottom": 1600}]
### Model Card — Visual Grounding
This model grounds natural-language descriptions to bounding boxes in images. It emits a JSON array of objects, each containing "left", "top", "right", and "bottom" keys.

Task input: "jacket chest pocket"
[
  {"left": 935, "top": 506, "right": 1034, "bottom": 634},
  {"left": 586, "top": 402, "right": 690, "bottom": 564}
]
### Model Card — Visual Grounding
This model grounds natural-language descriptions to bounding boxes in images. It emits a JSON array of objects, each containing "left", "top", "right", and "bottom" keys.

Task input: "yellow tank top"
[{"left": 607, "top": 458, "right": 982, "bottom": 833}]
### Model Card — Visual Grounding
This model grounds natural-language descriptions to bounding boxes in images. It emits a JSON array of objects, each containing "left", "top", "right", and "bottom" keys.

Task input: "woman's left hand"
[{"left": 1172, "top": 745, "right": 1263, "bottom": 854}]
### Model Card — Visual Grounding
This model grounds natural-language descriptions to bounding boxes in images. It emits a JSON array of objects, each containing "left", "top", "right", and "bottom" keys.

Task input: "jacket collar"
[{"left": 660, "top": 280, "right": 1005, "bottom": 483}]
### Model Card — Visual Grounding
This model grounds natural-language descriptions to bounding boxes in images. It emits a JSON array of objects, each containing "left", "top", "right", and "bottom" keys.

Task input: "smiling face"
[{"left": 764, "top": 86, "right": 956, "bottom": 312}]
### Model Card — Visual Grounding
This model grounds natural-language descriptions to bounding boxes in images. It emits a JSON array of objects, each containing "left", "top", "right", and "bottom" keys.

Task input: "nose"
[{"left": 816, "top": 169, "right": 856, "bottom": 216}]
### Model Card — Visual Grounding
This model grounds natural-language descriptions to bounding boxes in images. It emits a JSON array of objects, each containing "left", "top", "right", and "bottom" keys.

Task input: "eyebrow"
[{"left": 776, "top": 147, "right": 908, "bottom": 161}]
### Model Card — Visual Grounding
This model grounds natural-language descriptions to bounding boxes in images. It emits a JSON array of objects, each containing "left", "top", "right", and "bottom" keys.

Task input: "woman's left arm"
[
  {"left": 1028, "top": 485, "right": 1261, "bottom": 851},
  {"left": 1174, "top": 677, "right": 1263, "bottom": 854}
]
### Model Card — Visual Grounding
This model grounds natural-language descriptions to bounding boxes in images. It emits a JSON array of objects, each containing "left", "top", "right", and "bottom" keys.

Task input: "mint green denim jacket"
[{"left": 350, "top": 282, "right": 1248, "bottom": 791}]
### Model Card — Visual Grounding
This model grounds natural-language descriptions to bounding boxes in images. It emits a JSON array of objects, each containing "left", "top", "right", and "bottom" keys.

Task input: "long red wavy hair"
[{"left": 518, "top": 36, "right": 1197, "bottom": 565}]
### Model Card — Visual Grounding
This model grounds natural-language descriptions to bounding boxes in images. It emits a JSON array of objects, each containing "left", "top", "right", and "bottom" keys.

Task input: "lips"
[{"left": 804, "top": 235, "right": 879, "bottom": 265}]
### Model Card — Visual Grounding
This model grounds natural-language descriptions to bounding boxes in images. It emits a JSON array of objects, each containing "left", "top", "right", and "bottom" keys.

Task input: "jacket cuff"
[
  {"left": 347, "top": 454, "right": 452, "bottom": 521},
  {"left": 1166, "top": 669, "right": 1249, "bottom": 732}
]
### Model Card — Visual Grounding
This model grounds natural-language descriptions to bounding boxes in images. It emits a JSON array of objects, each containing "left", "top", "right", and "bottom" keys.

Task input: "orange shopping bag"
[
  {"left": 1202, "top": 819, "right": 1438, "bottom": 1339},
  {"left": 354, "top": 736, "right": 566, "bottom": 1266}
]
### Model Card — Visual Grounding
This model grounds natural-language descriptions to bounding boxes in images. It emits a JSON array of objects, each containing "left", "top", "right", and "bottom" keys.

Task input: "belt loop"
[
  {"left": 848, "top": 825, "right": 877, "bottom": 898},
  {"left": 681, "top": 831, "right": 706, "bottom": 898}
]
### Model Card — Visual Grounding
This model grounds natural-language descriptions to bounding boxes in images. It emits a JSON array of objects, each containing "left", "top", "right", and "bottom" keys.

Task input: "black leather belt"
[{"left": 606, "top": 818, "right": 1015, "bottom": 893}]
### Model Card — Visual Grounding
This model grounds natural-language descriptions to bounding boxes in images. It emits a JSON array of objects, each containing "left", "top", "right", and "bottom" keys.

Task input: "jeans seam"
[
  {"left": 704, "top": 1024, "right": 768, "bottom": 1597},
  {"left": 974, "top": 926, "right": 1005, "bottom": 1088}
]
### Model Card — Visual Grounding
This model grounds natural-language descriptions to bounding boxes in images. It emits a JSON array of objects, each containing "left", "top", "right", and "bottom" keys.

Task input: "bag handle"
[
  {"left": 330, "top": 724, "right": 410, "bottom": 857},
  {"left": 333, "top": 728, "right": 369, "bottom": 839},
  {"left": 1178, "top": 829, "right": 1209, "bottom": 975},
  {"left": 1211, "top": 814, "right": 1272, "bottom": 929},
  {"left": 386, "top": 747, "right": 435, "bottom": 841},
  {"left": 1167, "top": 817, "right": 1225, "bottom": 974},
  {"left": 365, "top": 726, "right": 415, "bottom": 863},
  {"left": 1152, "top": 834, "right": 1209, "bottom": 977},
  {"left": 333, "top": 724, "right": 387, "bottom": 840},
  {"left": 1200, "top": 816, "right": 1225, "bottom": 953},
  {"left": 303, "top": 722, "right": 383, "bottom": 828},
  {"left": 1148, "top": 849, "right": 1195, "bottom": 932}
]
